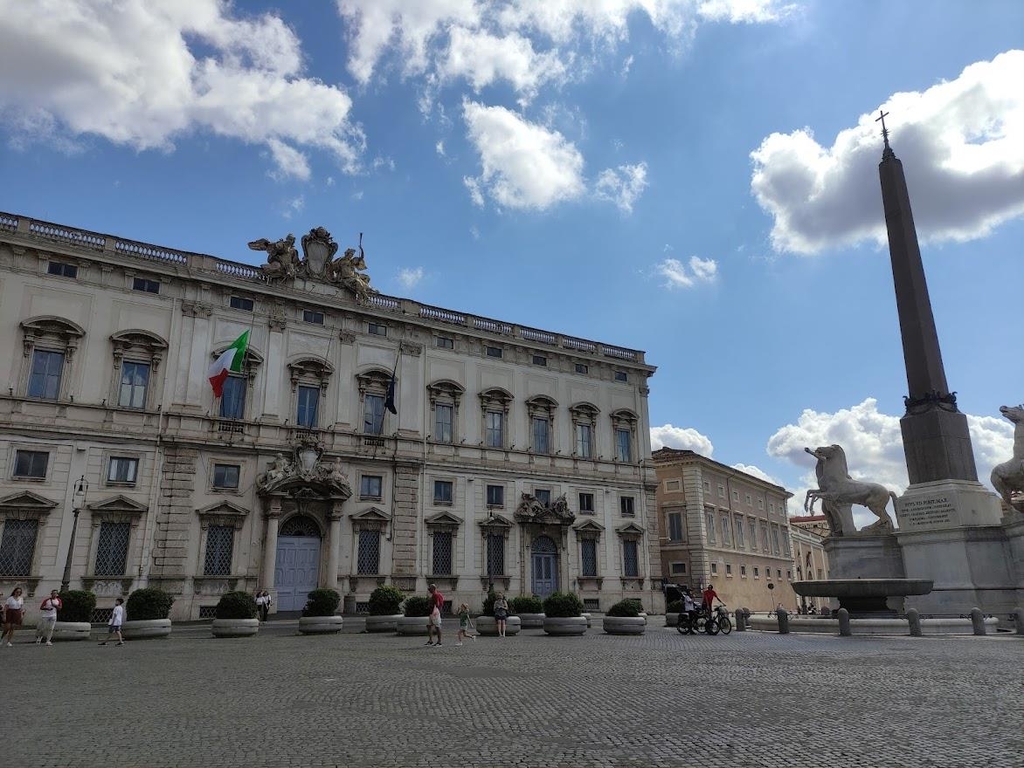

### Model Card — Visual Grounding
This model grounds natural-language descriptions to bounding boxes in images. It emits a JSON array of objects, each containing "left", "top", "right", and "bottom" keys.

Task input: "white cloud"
[
  {"left": 371, "top": 155, "right": 396, "bottom": 171},
  {"left": 469, "top": 225, "right": 480, "bottom": 240},
  {"left": 351, "top": 190, "right": 364, "bottom": 201},
  {"left": 698, "top": 0, "right": 796, "bottom": 23},
  {"left": 267, "top": 139, "right": 311, "bottom": 181},
  {"left": 397, "top": 266, "right": 425, "bottom": 289},
  {"left": 655, "top": 256, "right": 718, "bottom": 288},
  {"left": 0, "top": 0, "right": 363, "bottom": 177},
  {"left": 732, "top": 463, "right": 782, "bottom": 486},
  {"left": 435, "top": 140, "right": 446, "bottom": 156},
  {"left": 595, "top": 162, "right": 648, "bottom": 213},
  {"left": 441, "top": 27, "right": 566, "bottom": 101},
  {"left": 462, "top": 100, "right": 585, "bottom": 210},
  {"left": 651, "top": 424, "right": 715, "bottom": 456},
  {"left": 281, "top": 194, "right": 305, "bottom": 219},
  {"left": 751, "top": 50, "right": 1024, "bottom": 255},
  {"left": 326, "top": 176, "right": 336, "bottom": 186}
]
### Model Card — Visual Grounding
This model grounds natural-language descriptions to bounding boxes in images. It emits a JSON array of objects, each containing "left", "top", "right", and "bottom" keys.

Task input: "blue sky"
[{"left": 2, "top": 0, "right": 1022, "bottom": 519}]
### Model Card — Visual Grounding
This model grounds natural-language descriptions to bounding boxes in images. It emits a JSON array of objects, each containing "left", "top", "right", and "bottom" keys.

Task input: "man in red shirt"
[
  {"left": 702, "top": 584, "right": 720, "bottom": 612},
  {"left": 426, "top": 584, "right": 444, "bottom": 647}
]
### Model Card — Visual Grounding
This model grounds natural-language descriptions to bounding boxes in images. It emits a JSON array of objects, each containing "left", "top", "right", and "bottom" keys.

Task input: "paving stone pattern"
[{"left": 2, "top": 622, "right": 1021, "bottom": 767}]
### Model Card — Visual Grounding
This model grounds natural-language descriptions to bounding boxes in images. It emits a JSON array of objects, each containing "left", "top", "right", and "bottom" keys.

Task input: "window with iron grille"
[
  {"left": 94, "top": 521, "right": 131, "bottom": 576},
  {"left": 47, "top": 261, "right": 78, "bottom": 278},
  {"left": 28, "top": 350, "right": 64, "bottom": 400},
  {"left": 357, "top": 530, "right": 380, "bottom": 574},
  {"left": 198, "top": 606, "right": 218, "bottom": 619},
  {"left": 433, "top": 480, "right": 453, "bottom": 504},
  {"left": 432, "top": 531, "right": 453, "bottom": 575},
  {"left": 219, "top": 375, "right": 246, "bottom": 419},
  {"left": 668, "top": 512, "right": 684, "bottom": 541},
  {"left": 486, "top": 484, "right": 504, "bottom": 507},
  {"left": 132, "top": 277, "right": 160, "bottom": 294},
  {"left": 14, "top": 450, "right": 49, "bottom": 479},
  {"left": 578, "top": 493, "right": 594, "bottom": 513},
  {"left": 581, "top": 539, "right": 597, "bottom": 577},
  {"left": 486, "top": 534, "right": 504, "bottom": 576},
  {"left": 118, "top": 361, "right": 150, "bottom": 409},
  {"left": 203, "top": 525, "right": 234, "bottom": 575},
  {"left": 622, "top": 540, "right": 639, "bottom": 577},
  {"left": 620, "top": 496, "right": 635, "bottom": 517},
  {"left": 213, "top": 464, "right": 240, "bottom": 489},
  {"left": 0, "top": 519, "right": 38, "bottom": 576},
  {"left": 434, "top": 404, "right": 453, "bottom": 443}
]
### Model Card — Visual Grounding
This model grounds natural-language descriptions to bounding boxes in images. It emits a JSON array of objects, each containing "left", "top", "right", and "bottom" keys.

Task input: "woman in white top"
[{"left": 2, "top": 587, "right": 25, "bottom": 646}]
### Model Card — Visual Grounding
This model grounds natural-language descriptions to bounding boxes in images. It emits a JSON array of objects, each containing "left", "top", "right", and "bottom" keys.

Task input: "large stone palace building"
[{"left": 0, "top": 212, "right": 662, "bottom": 620}]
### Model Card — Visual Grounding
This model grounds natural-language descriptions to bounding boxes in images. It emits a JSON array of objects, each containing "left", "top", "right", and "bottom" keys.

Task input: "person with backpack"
[{"left": 35, "top": 590, "right": 62, "bottom": 646}]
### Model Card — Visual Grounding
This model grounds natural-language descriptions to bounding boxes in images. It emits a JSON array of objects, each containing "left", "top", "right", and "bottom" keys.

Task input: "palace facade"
[{"left": 0, "top": 212, "right": 661, "bottom": 620}]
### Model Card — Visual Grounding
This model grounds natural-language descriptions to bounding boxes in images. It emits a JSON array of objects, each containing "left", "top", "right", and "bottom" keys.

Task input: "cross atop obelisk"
[{"left": 878, "top": 114, "right": 978, "bottom": 484}]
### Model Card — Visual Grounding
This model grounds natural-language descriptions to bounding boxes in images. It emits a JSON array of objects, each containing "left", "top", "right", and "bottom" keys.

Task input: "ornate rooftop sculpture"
[{"left": 991, "top": 404, "right": 1024, "bottom": 513}]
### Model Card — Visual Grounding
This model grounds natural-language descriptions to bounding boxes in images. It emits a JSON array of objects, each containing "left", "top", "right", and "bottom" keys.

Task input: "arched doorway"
[
  {"left": 275, "top": 515, "right": 321, "bottom": 611},
  {"left": 531, "top": 536, "right": 559, "bottom": 598}
]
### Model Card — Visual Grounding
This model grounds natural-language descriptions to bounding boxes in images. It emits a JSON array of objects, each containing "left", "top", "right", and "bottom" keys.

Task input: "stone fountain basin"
[{"left": 792, "top": 579, "right": 933, "bottom": 598}]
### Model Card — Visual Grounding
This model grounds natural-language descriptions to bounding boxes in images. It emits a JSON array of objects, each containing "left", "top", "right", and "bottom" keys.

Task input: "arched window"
[
  {"left": 356, "top": 368, "right": 394, "bottom": 436},
  {"left": 610, "top": 408, "right": 638, "bottom": 463},
  {"left": 210, "top": 344, "right": 264, "bottom": 420},
  {"left": 479, "top": 388, "right": 513, "bottom": 449},
  {"left": 19, "top": 316, "right": 85, "bottom": 401},
  {"left": 110, "top": 330, "right": 168, "bottom": 410},
  {"left": 427, "top": 380, "right": 465, "bottom": 444},
  {"left": 569, "top": 402, "right": 600, "bottom": 459},
  {"left": 287, "top": 356, "right": 334, "bottom": 429},
  {"left": 526, "top": 395, "right": 557, "bottom": 454}
]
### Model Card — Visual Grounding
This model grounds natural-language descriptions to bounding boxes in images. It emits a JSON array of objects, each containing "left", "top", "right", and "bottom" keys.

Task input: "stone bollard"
[
  {"left": 907, "top": 608, "right": 922, "bottom": 637},
  {"left": 777, "top": 608, "right": 789, "bottom": 634},
  {"left": 1014, "top": 607, "right": 1024, "bottom": 636},
  {"left": 838, "top": 608, "right": 851, "bottom": 637},
  {"left": 970, "top": 607, "right": 986, "bottom": 636},
  {"left": 735, "top": 607, "right": 746, "bottom": 632}
]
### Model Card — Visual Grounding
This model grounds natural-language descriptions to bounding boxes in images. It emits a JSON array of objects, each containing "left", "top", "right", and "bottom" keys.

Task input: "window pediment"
[
  {"left": 210, "top": 343, "right": 264, "bottom": 365},
  {"left": 425, "top": 511, "right": 462, "bottom": 531},
  {"left": 350, "top": 506, "right": 389, "bottom": 531},
  {"left": 478, "top": 513, "right": 513, "bottom": 536},
  {"left": 479, "top": 388, "right": 512, "bottom": 412},
  {"left": 88, "top": 494, "right": 147, "bottom": 518},
  {"left": 0, "top": 491, "right": 58, "bottom": 520},
  {"left": 288, "top": 355, "right": 334, "bottom": 388},
  {"left": 526, "top": 395, "right": 557, "bottom": 417},
  {"left": 110, "top": 329, "right": 168, "bottom": 371},
  {"left": 615, "top": 521, "right": 645, "bottom": 539},
  {"left": 427, "top": 379, "right": 464, "bottom": 405},
  {"left": 570, "top": 402, "right": 600, "bottom": 419},
  {"left": 356, "top": 368, "right": 392, "bottom": 395},
  {"left": 611, "top": 408, "right": 638, "bottom": 423},
  {"left": 20, "top": 316, "right": 85, "bottom": 359},
  {"left": 197, "top": 501, "right": 249, "bottom": 529},
  {"left": 573, "top": 518, "right": 605, "bottom": 540}
]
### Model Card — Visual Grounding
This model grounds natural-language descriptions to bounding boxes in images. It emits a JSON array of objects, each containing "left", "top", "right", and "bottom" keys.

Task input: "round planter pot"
[
  {"left": 212, "top": 618, "right": 259, "bottom": 638},
  {"left": 517, "top": 612, "right": 545, "bottom": 629},
  {"left": 299, "top": 615, "right": 344, "bottom": 635},
  {"left": 365, "top": 614, "right": 401, "bottom": 633},
  {"left": 51, "top": 621, "right": 91, "bottom": 642},
  {"left": 122, "top": 619, "right": 172, "bottom": 640},
  {"left": 581, "top": 612, "right": 592, "bottom": 628},
  {"left": 396, "top": 616, "right": 431, "bottom": 636},
  {"left": 603, "top": 616, "right": 647, "bottom": 635},
  {"left": 665, "top": 612, "right": 679, "bottom": 627},
  {"left": 543, "top": 616, "right": 588, "bottom": 636},
  {"left": 474, "top": 615, "right": 522, "bottom": 636}
]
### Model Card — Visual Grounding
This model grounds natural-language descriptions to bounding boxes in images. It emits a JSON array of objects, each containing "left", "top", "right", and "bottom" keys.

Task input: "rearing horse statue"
[
  {"left": 991, "top": 404, "right": 1024, "bottom": 512},
  {"left": 803, "top": 444, "right": 897, "bottom": 536}
]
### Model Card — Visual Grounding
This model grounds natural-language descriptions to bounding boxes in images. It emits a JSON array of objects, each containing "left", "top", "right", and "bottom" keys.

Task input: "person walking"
[
  {"left": 425, "top": 583, "right": 444, "bottom": 647},
  {"left": 99, "top": 598, "right": 125, "bottom": 646},
  {"left": 35, "top": 590, "right": 62, "bottom": 646},
  {"left": 493, "top": 592, "right": 510, "bottom": 638},
  {"left": 701, "top": 584, "right": 721, "bottom": 613},
  {"left": 455, "top": 603, "right": 476, "bottom": 646},
  {"left": 2, "top": 586, "right": 25, "bottom": 646},
  {"left": 256, "top": 590, "right": 269, "bottom": 623},
  {"left": 261, "top": 590, "right": 272, "bottom": 622}
]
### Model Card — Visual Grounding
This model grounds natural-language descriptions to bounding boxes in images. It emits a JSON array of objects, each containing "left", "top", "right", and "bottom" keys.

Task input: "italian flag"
[{"left": 208, "top": 330, "right": 249, "bottom": 398}]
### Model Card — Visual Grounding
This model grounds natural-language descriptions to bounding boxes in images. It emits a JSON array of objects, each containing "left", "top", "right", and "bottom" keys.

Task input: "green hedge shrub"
[
  {"left": 482, "top": 590, "right": 497, "bottom": 616},
  {"left": 126, "top": 588, "right": 174, "bottom": 621},
  {"left": 542, "top": 591, "right": 583, "bottom": 618},
  {"left": 402, "top": 596, "right": 433, "bottom": 617},
  {"left": 58, "top": 590, "right": 96, "bottom": 623},
  {"left": 303, "top": 588, "right": 341, "bottom": 617},
  {"left": 368, "top": 585, "right": 405, "bottom": 616},
  {"left": 510, "top": 595, "right": 543, "bottom": 614},
  {"left": 606, "top": 599, "right": 641, "bottom": 618},
  {"left": 666, "top": 600, "right": 682, "bottom": 614},
  {"left": 215, "top": 591, "right": 257, "bottom": 620}
]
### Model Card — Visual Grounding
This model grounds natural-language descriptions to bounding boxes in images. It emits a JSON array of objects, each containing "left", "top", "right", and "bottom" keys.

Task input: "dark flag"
[{"left": 384, "top": 368, "right": 398, "bottom": 415}]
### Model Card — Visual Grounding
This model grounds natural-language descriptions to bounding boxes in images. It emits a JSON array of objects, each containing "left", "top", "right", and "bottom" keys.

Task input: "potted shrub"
[
  {"left": 366, "top": 585, "right": 404, "bottom": 633},
  {"left": 665, "top": 599, "right": 682, "bottom": 627},
  {"left": 603, "top": 599, "right": 647, "bottom": 635},
  {"left": 542, "top": 591, "right": 587, "bottom": 636},
  {"left": 475, "top": 591, "right": 522, "bottom": 636},
  {"left": 54, "top": 590, "right": 95, "bottom": 641},
  {"left": 299, "top": 588, "right": 343, "bottom": 635},
  {"left": 123, "top": 588, "right": 174, "bottom": 640},
  {"left": 396, "top": 595, "right": 432, "bottom": 636},
  {"left": 510, "top": 595, "right": 545, "bottom": 629},
  {"left": 211, "top": 591, "right": 259, "bottom": 638}
]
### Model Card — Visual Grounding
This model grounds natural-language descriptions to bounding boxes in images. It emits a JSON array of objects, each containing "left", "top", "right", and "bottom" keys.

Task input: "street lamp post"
[{"left": 60, "top": 476, "right": 89, "bottom": 592}]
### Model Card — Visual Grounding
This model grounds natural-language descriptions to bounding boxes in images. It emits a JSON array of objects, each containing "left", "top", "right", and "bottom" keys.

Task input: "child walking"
[
  {"left": 99, "top": 598, "right": 125, "bottom": 646},
  {"left": 455, "top": 603, "right": 476, "bottom": 646}
]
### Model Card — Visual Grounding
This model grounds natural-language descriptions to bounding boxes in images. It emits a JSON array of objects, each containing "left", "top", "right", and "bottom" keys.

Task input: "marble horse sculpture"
[
  {"left": 991, "top": 404, "right": 1024, "bottom": 512},
  {"left": 804, "top": 444, "right": 897, "bottom": 535}
]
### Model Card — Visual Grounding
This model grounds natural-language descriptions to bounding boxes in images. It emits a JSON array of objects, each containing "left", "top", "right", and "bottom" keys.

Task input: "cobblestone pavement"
[{"left": 2, "top": 620, "right": 1021, "bottom": 768}]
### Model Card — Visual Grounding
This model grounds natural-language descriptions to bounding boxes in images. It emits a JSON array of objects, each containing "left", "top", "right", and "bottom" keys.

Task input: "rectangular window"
[
  {"left": 579, "top": 493, "right": 595, "bottom": 513},
  {"left": 782, "top": 531, "right": 792, "bottom": 556},
  {"left": 769, "top": 502, "right": 775, "bottom": 514},
  {"left": 717, "top": 484, "right": 725, "bottom": 499},
  {"left": 740, "top": 565, "right": 747, "bottom": 577},
  {"left": 705, "top": 510, "right": 716, "bottom": 544},
  {"left": 47, "top": 262, "right": 77, "bottom": 278},
  {"left": 760, "top": 521, "right": 770, "bottom": 553},
  {"left": 535, "top": 489, "right": 552, "bottom": 506},
  {"left": 620, "top": 496, "right": 635, "bottom": 517},
  {"left": 531, "top": 417, "right": 550, "bottom": 454},
  {"left": 229, "top": 296, "right": 254, "bottom": 311},
  {"left": 296, "top": 385, "right": 320, "bottom": 428},
  {"left": 746, "top": 493, "right": 752, "bottom": 505},
  {"left": 219, "top": 376, "right": 246, "bottom": 419},
  {"left": 726, "top": 563, "right": 733, "bottom": 576},
  {"left": 13, "top": 450, "right": 49, "bottom": 479},
  {"left": 486, "top": 534, "right": 505, "bottom": 576},
  {"left": 665, "top": 479, "right": 681, "bottom": 491},
  {"left": 770, "top": 525, "right": 781, "bottom": 556},
  {"left": 703, "top": 480, "right": 711, "bottom": 492},
  {"left": 118, "top": 361, "right": 150, "bottom": 409},
  {"left": 575, "top": 423, "right": 593, "bottom": 458},
  {"left": 213, "top": 464, "right": 240, "bottom": 489},
  {"left": 711, "top": 562, "right": 718, "bottom": 575},
  {"left": 670, "top": 562, "right": 686, "bottom": 575},
  {"left": 758, "top": 498, "right": 764, "bottom": 510},
  {"left": 0, "top": 519, "right": 38, "bottom": 576},
  {"left": 302, "top": 310, "right": 325, "bottom": 325},
  {"left": 786, "top": 569, "right": 792, "bottom": 580},
  {"left": 754, "top": 567, "right": 760, "bottom": 578},
  {"left": 360, "top": 475, "right": 382, "bottom": 500},
  {"left": 132, "top": 277, "right": 160, "bottom": 294},
  {"left": 367, "top": 322, "right": 387, "bottom": 336},
  {"left": 622, "top": 540, "right": 639, "bottom": 577},
  {"left": 432, "top": 531, "right": 452, "bottom": 575},
  {"left": 749, "top": 519, "right": 758, "bottom": 551},
  {"left": 581, "top": 539, "right": 598, "bottom": 577},
  {"left": 203, "top": 525, "right": 234, "bottom": 575},
  {"left": 720, "top": 515, "right": 732, "bottom": 547},
  {"left": 484, "top": 411, "right": 504, "bottom": 448},
  {"left": 734, "top": 515, "right": 745, "bottom": 548},
  {"left": 107, "top": 457, "right": 139, "bottom": 484},
  {"left": 732, "top": 490, "right": 739, "bottom": 501},
  {"left": 575, "top": 363, "right": 588, "bottom": 374},
  {"left": 486, "top": 484, "right": 504, "bottom": 507},
  {"left": 434, "top": 404, "right": 453, "bottom": 443},
  {"left": 364, "top": 394, "right": 385, "bottom": 435},
  {"left": 433, "top": 480, "right": 453, "bottom": 504},
  {"left": 485, "top": 346, "right": 502, "bottom": 358},
  {"left": 614, "top": 371, "right": 628, "bottom": 383},
  {"left": 357, "top": 530, "right": 380, "bottom": 574},
  {"left": 668, "top": 512, "right": 683, "bottom": 542},
  {"left": 615, "top": 428, "right": 632, "bottom": 463},
  {"left": 435, "top": 336, "right": 454, "bottom": 349},
  {"left": 28, "top": 350, "right": 64, "bottom": 400},
  {"left": 94, "top": 521, "right": 131, "bottom": 576},
  {"left": 532, "top": 355, "right": 547, "bottom": 366},
  {"left": 777, "top": 569, "right": 782, "bottom": 580}
]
